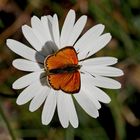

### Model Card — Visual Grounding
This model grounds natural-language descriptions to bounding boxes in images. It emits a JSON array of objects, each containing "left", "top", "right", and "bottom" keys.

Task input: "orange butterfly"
[{"left": 44, "top": 47, "right": 81, "bottom": 94}]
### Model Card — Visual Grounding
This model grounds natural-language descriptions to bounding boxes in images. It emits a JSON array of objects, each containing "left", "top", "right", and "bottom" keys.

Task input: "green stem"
[
  {"left": 0, "top": 102, "right": 16, "bottom": 140},
  {"left": 65, "top": 127, "right": 74, "bottom": 140},
  {"left": 109, "top": 92, "right": 126, "bottom": 140}
]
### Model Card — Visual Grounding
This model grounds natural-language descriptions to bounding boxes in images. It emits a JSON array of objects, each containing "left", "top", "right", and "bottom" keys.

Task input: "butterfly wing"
[
  {"left": 44, "top": 47, "right": 78, "bottom": 71},
  {"left": 48, "top": 71, "right": 80, "bottom": 93},
  {"left": 61, "top": 71, "right": 80, "bottom": 93}
]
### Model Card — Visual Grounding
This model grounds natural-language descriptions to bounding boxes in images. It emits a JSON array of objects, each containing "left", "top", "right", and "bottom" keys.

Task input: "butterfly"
[{"left": 44, "top": 46, "right": 81, "bottom": 94}]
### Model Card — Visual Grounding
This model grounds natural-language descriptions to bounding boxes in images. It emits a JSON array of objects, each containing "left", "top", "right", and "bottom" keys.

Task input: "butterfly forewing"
[{"left": 44, "top": 47, "right": 78, "bottom": 71}]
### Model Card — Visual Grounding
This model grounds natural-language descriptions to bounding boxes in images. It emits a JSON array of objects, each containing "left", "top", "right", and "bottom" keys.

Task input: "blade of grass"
[{"left": 0, "top": 101, "right": 16, "bottom": 140}]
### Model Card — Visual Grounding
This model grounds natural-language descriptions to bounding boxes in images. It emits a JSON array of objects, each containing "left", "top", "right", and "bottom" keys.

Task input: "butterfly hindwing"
[
  {"left": 61, "top": 71, "right": 80, "bottom": 93},
  {"left": 48, "top": 71, "right": 80, "bottom": 93}
]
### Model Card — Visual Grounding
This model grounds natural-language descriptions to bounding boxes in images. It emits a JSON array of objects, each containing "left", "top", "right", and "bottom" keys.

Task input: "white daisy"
[{"left": 6, "top": 9, "right": 123, "bottom": 128}]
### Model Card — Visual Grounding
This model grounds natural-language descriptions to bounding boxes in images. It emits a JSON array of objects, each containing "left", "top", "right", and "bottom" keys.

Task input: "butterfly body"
[
  {"left": 48, "top": 64, "right": 81, "bottom": 75},
  {"left": 44, "top": 47, "right": 81, "bottom": 94}
]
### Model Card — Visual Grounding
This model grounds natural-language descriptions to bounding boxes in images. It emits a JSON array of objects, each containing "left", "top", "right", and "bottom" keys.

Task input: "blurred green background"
[{"left": 0, "top": 0, "right": 140, "bottom": 140}]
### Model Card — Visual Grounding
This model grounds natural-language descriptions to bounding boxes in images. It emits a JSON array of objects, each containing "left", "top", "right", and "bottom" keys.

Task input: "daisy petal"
[
  {"left": 42, "top": 90, "right": 57, "bottom": 125},
  {"left": 91, "top": 86, "right": 111, "bottom": 103},
  {"left": 12, "top": 59, "right": 43, "bottom": 71},
  {"left": 74, "top": 24, "right": 105, "bottom": 52},
  {"left": 13, "top": 71, "right": 45, "bottom": 89},
  {"left": 87, "top": 33, "right": 112, "bottom": 58},
  {"left": 67, "top": 15, "right": 87, "bottom": 46},
  {"left": 81, "top": 74, "right": 111, "bottom": 103},
  {"left": 81, "top": 76, "right": 101, "bottom": 109},
  {"left": 47, "top": 15, "right": 53, "bottom": 23},
  {"left": 22, "top": 25, "right": 42, "bottom": 51},
  {"left": 82, "top": 87, "right": 101, "bottom": 109},
  {"left": 93, "top": 76, "right": 121, "bottom": 89},
  {"left": 52, "top": 14, "right": 60, "bottom": 47},
  {"left": 84, "top": 73, "right": 121, "bottom": 89},
  {"left": 78, "top": 33, "right": 111, "bottom": 60},
  {"left": 41, "top": 16, "right": 52, "bottom": 41},
  {"left": 60, "top": 9, "right": 76, "bottom": 48},
  {"left": 80, "top": 57, "right": 118, "bottom": 66},
  {"left": 29, "top": 87, "right": 50, "bottom": 112},
  {"left": 31, "top": 16, "right": 52, "bottom": 45},
  {"left": 6, "top": 39, "right": 44, "bottom": 63},
  {"left": 74, "top": 91, "right": 99, "bottom": 118},
  {"left": 82, "top": 66, "right": 124, "bottom": 77},
  {"left": 65, "top": 94, "right": 78, "bottom": 128},
  {"left": 57, "top": 91, "right": 69, "bottom": 128},
  {"left": 16, "top": 78, "right": 46, "bottom": 105}
]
